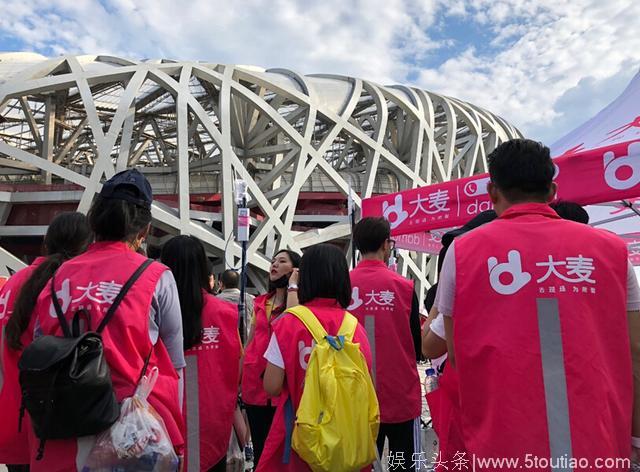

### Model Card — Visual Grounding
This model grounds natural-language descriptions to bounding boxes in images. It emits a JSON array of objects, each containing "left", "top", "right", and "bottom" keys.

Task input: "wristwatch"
[{"left": 287, "top": 283, "right": 299, "bottom": 291}]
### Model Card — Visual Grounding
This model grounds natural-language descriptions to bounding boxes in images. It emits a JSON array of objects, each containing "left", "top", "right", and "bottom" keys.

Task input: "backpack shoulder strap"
[
  {"left": 50, "top": 276, "right": 72, "bottom": 338},
  {"left": 338, "top": 311, "right": 358, "bottom": 342},
  {"left": 286, "top": 305, "right": 327, "bottom": 344},
  {"left": 96, "top": 258, "right": 154, "bottom": 333}
]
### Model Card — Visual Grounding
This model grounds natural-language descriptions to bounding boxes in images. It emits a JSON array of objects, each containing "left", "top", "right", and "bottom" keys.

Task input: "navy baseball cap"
[{"left": 99, "top": 169, "right": 153, "bottom": 209}]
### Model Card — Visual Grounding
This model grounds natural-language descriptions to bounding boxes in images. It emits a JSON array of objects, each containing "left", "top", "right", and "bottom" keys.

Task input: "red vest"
[
  {"left": 32, "top": 242, "right": 184, "bottom": 471},
  {"left": 241, "top": 293, "right": 282, "bottom": 406},
  {"left": 454, "top": 203, "right": 632, "bottom": 470},
  {"left": 183, "top": 293, "right": 241, "bottom": 471},
  {"left": 349, "top": 260, "right": 421, "bottom": 423},
  {"left": 0, "top": 257, "right": 44, "bottom": 464}
]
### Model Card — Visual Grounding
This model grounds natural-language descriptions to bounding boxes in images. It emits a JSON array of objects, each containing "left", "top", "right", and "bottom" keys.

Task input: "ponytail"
[
  {"left": 6, "top": 254, "right": 64, "bottom": 350},
  {"left": 5, "top": 211, "right": 91, "bottom": 350}
]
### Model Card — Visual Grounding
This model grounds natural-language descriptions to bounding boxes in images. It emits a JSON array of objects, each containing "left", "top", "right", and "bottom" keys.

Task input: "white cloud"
[
  {"left": 0, "top": 0, "right": 443, "bottom": 83},
  {"left": 1, "top": 0, "right": 639, "bottom": 145},
  {"left": 416, "top": 0, "right": 640, "bottom": 144}
]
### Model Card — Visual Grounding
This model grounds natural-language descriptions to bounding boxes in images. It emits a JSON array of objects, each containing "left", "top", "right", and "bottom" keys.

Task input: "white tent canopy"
[{"left": 550, "top": 69, "right": 640, "bottom": 264}]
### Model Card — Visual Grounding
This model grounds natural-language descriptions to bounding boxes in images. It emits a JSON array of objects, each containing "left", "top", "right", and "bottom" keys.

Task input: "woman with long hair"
[
  {"left": 30, "top": 169, "right": 185, "bottom": 471},
  {"left": 161, "top": 235, "right": 242, "bottom": 472},
  {"left": 257, "top": 244, "right": 374, "bottom": 471},
  {"left": 0, "top": 212, "right": 91, "bottom": 471},
  {"left": 241, "top": 249, "right": 301, "bottom": 468}
]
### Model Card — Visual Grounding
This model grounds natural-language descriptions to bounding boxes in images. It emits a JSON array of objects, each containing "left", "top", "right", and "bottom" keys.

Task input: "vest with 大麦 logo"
[
  {"left": 183, "top": 293, "right": 242, "bottom": 471},
  {"left": 454, "top": 203, "right": 631, "bottom": 470},
  {"left": 32, "top": 241, "right": 184, "bottom": 471},
  {"left": 349, "top": 259, "right": 420, "bottom": 423},
  {"left": 0, "top": 257, "right": 45, "bottom": 464}
]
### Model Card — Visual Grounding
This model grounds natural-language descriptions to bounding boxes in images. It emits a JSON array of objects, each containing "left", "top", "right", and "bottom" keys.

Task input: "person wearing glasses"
[{"left": 349, "top": 217, "right": 423, "bottom": 470}]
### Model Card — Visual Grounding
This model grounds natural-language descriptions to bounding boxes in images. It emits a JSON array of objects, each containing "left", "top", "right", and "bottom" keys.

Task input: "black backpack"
[{"left": 18, "top": 258, "right": 153, "bottom": 459}]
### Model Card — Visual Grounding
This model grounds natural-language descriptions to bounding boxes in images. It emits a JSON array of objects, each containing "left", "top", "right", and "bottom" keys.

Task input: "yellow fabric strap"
[
  {"left": 286, "top": 305, "right": 358, "bottom": 344},
  {"left": 338, "top": 312, "right": 358, "bottom": 342},
  {"left": 287, "top": 305, "right": 328, "bottom": 344}
]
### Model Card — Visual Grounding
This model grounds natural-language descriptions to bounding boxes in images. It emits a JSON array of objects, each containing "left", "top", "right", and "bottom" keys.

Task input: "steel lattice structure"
[{"left": 0, "top": 53, "right": 521, "bottom": 297}]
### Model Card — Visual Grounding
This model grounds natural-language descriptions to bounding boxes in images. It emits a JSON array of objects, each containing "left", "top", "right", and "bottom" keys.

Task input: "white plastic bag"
[
  {"left": 82, "top": 367, "right": 179, "bottom": 472},
  {"left": 226, "top": 429, "right": 244, "bottom": 472},
  {"left": 421, "top": 421, "right": 440, "bottom": 471}
]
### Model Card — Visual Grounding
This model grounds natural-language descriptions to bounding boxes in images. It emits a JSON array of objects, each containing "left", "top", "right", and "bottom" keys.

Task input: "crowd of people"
[{"left": 0, "top": 138, "right": 638, "bottom": 472}]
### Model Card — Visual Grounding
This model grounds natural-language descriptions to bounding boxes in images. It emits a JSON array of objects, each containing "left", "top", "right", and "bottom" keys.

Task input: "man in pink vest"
[
  {"left": 349, "top": 217, "right": 422, "bottom": 470},
  {"left": 438, "top": 139, "right": 640, "bottom": 470}
]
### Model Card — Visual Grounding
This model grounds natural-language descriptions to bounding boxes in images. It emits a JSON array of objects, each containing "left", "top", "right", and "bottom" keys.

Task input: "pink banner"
[
  {"left": 363, "top": 139, "right": 640, "bottom": 235},
  {"left": 619, "top": 232, "right": 640, "bottom": 265},
  {"left": 393, "top": 231, "right": 444, "bottom": 255}
]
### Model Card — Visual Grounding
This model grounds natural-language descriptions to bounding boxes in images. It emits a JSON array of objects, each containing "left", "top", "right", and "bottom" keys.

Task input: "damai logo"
[
  {"left": 603, "top": 142, "right": 640, "bottom": 191},
  {"left": 463, "top": 176, "right": 490, "bottom": 197},
  {"left": 487, "top": 250, "right": 532, "bottom": 295},
  {"left": 382, "top": 194, "right": 408, "bottom": 229}
]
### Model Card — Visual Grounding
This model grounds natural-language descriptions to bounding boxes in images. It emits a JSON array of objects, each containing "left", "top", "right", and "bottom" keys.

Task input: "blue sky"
[{"left": 1, "top": 0, "right": 638, "bottom": 146}]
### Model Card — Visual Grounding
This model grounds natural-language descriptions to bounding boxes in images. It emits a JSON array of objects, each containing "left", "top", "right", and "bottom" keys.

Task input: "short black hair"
[
  {"left": 353, "top": 217, "right": 391, "bottom": 254},
  {"left": 221, "top": 269, "right": 240, "bottom": 289},
  {"left": 488, "top": 139, "right": 554, "bottom": 202},
  {"left": 298, "top": 244, "right": 351, "bottom": 308},
  {"left": 550, "top": 201, "right": 589, "bottom": 224}
]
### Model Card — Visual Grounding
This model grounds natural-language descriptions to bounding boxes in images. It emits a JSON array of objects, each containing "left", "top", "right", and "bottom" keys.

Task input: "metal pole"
[
  {"left": 350, "top": 210, "right": 356, "bottom": 267},
  {"left": 239, "top": 197, "right": 249, "bottom": 345},
  {"left": 234, "top": 177, "right": 250, "bottom": 345},
  {"left": 348, "top": 182, "right": 356, "bottom": 267},
  {"left": 622, "top": 199, "right": 640, "bottom": 218}
]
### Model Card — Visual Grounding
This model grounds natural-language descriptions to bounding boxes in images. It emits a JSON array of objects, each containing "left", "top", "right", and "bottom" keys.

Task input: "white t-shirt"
[
  {"left": 430, "top": 312, "right": 446, "bottom": 339},
  {"left": 264, "top": 332, "right": 285, "bottom": 369},
  {"left": 425, "top": 313, "right": 448, "bottom": 370},
  {"left": 436, "top": 241, "right": 640, "bottom": 317}
]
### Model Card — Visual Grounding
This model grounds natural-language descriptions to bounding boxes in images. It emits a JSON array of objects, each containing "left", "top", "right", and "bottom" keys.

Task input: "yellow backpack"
[{"left": 286, "top": 305, "right": 380, "bottom": 472}]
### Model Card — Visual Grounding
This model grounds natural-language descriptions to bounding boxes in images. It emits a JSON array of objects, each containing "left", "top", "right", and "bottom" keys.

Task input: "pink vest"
[
  {"left": 32, "top": 242, "right": 184, "bottom": 471},
  {"left": 257, "top": 299, "right": 372, "bottom": 472},
  {"left": 0, "top": 257, "right": 44, "bottom": 464},
  {"left": 183, "top": 294, "right": 241, "bottom": 471},
  {"left": 242, "top": 293, "right": 282, "bottom": 406},
  {"left": 349, "top": 260, "right": 421, "bottom": 423},
  {"left": 454, "top": 203, "right": 632, "bottom": 470}
]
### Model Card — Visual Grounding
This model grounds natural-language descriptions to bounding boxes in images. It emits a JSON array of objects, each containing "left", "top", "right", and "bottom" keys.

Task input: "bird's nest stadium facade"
[{"left": 0, "top": 52, "right": 521, "bottom": 297}]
